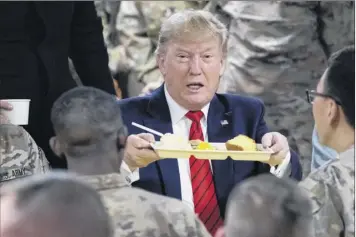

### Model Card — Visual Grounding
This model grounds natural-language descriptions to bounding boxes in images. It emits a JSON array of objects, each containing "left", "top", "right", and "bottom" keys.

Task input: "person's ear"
[
  {"left": 157, "top": 54, "right": 167, "bottom": 76},
  {"left": 49, "top": 137, "right": 63, "bottom": 158},
  {"left": 115, "top": 128, "right": 128, "bottom": 169},
  {"left": 219, "top": 57, "right": 226, "bottom": 77},
  {"left": 116, "top": 135, "right": 127, "bottom": 151},
  {"left": 214, "top": 226, "right": 226, "bottom": 237},
  {"left": 116, "top": 126, "right": 128, "bottom": 151},
  {"left": 326, "top": 99, "right": 340, "bottom": 128}
]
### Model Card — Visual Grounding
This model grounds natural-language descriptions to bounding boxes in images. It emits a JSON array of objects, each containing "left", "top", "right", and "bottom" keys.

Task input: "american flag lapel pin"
[{"left": 220, "top": 120, "right": 229, "bottom": 126}]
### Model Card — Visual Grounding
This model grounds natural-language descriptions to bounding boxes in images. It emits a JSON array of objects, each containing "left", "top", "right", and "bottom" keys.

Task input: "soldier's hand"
[
  {"left": 123, "top": 133, "right": 159, "bottom": 171},
  {"left": 0, "top": 100, "right": 12, "bottom": 124}
]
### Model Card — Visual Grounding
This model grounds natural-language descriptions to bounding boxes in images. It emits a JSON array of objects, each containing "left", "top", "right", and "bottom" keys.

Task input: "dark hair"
[
  {"left": 225, "top": 174, "right": 312, "bottom": 237},
  {"left": 51, "top": 86, "right": 127, "bottom": 157},
  {"left": 2, "top": 172, "right": 113, "bottom": 237},
  {"left": 324, "top": 46, "right": 355, "bottom": 128}
]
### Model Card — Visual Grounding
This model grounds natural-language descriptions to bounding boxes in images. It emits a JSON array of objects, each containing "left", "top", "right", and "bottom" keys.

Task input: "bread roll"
[{"left": 225, "top": 135, "right": 257, "bottom": 151}]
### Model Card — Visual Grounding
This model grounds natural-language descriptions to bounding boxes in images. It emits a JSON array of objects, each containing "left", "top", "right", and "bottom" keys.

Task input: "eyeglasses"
[{"left": 305, "top": 89, "right": 342, "bottom": 105}]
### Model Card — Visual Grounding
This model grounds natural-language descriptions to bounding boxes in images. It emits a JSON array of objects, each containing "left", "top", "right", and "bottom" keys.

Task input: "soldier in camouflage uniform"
[
  {"left": 49, "top": 86, "right": 211, "bottom": 237},
  {"left": 310, "top": 1, "right": 354, "bottom": 171},
  {"left": 214, "top": 1, "right": 354, "bottom": 176},
  {"left": 83, "top": 173, "right": 212, "bottom": 237},
  {"left": 216, "top": 174, "right": 312, "bottom": 237},
  {"left": 0, "top": 172, "right": 114, "bottom": 237},
  {"left": 0, "top": 124, "right": 49, "bottom": 183},
  {"left": 299, "top": 46, "right": 354, "bottom": 237},
  {"left": 300, "top": 147, "right": 354, "bottom": 237}
]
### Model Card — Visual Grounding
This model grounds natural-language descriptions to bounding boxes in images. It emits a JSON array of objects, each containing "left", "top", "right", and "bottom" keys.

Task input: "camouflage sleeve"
[
  {"left": 180, "top": 207, "right": 212, "bottom": 237},
  {"left": 38, "top": 147, "right": 50, "bottom": 172},
  {"left": 218, "top": 1, "right": 324, "bottom": 95},
  {"left": 102, "top": 187, "right": 212, "bottom": 237},
  {"left": 300, "top": 172, "right": 345, "bottom": 237},
  {"left": 156, "top": 197, "right": 212, "bottom": 237},
  {"left": 26, "top": 130, "right": 50, "bottom": 174}
]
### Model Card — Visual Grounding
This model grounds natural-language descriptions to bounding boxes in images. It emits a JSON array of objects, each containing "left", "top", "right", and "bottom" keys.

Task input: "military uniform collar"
[{"left": 80, "top": 173, "right": 130, "bottom": 191}]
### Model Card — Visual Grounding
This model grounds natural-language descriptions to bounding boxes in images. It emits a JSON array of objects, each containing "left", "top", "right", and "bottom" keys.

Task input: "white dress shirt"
[
  {"left": 121, "top": 85, "right": 291, "bottom": 211},
  {"left": 163, "top": 85, "right": 211, "bottom": 210}
]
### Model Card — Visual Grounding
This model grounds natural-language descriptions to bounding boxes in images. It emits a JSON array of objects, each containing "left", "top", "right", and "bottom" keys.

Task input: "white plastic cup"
[{"left": 0, "top": 99, "right": 31, "bottom": 125}]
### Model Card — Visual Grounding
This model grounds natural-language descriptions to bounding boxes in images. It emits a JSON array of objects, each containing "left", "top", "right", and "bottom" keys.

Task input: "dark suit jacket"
[
  {"left": 0, "top": 1, "right": 114, "bottom": 99},
  {"left": 0, "top": 1, "right": 115, "bottom": 168},
  {"left": 118, "top": 85, "right": 302, "bottom": 218}
]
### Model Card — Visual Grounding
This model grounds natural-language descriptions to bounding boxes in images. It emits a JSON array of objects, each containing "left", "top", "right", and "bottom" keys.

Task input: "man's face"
[
  {"left": 158, "top": 36, "right": 225, "bottom": 111},
  {"left": 313, "top": 69, "right": 335, "bottom": 146}
]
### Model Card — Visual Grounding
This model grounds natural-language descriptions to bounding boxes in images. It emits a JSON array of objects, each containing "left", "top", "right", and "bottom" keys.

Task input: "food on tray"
[
  {"left": 196, "top": 141, "right": 216, "bottom": 150},
  {"left": 189, "top": 140, "right": 216, "bottom": 150},
  {"left": 225, "top": 135, "right": 257, "bottom": 151},
  {"left": 189, "top": 139, "right": 202, "bottom": 149},
  {"left": 156, "top": 133, "right": 258, "bottom": 152},
  {"left": 158, "top": 133, "right": 192, "bottom": 150}
]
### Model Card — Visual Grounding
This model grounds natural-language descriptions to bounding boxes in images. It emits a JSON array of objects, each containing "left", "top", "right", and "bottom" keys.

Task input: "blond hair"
[{"left": 156, "top": 9, "right": 228, "bottom": 56}]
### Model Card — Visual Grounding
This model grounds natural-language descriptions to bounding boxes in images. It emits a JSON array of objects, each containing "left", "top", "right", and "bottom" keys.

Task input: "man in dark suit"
[
  {"left": 0, "top": 2, "right": 115, "bottom": 168},
  {"left": 118, "top": 10, "right": 302, "bottom": 236}
]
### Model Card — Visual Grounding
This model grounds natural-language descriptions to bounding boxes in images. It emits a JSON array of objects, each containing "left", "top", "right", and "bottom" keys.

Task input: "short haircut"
[
  {"left": 156, "top": 9, "right": 228, "bottom": 56},
  {"left": 324, "top": 45, "right": 355, "bottom": 128},
  {"left": 225, "top": 174, "right": 312, "bottom": 237},
  {"left": 1, "top": 172, "right": 113, "bottom": 237},
  {"left": 51, "top": 86, "right": 127, "bottom": 157}
]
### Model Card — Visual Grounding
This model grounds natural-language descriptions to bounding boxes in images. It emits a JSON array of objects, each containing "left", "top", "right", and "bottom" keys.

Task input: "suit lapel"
[
  {"left": 207, "top": 95, "right": 233, "bottom": 143},
  {"left": 142, "top": 85, "right": 181, "bottom": 200},
  {"left": 208, "top": 95, "right": 235, "bottom": 204}
]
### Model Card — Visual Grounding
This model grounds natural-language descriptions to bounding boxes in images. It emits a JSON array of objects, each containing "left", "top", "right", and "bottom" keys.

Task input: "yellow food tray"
[{"left": 151, "top": 142, "right": 274, "bottom": 163}]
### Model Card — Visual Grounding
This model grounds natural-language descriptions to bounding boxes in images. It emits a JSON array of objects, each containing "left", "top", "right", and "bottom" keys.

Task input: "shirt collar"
[{"left": 164, "top": 84, "right": 210, "bottom": 124}]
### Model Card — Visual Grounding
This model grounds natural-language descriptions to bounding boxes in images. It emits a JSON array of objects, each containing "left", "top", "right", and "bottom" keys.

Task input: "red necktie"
[{"left": 185, "top": 111, "right": 223, "bottom": 235}]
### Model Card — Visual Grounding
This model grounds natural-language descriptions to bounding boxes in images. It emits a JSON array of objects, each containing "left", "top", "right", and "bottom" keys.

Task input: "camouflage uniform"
[
  {"left": 83, "top": 173, "right": 212, "bottom": 237},
  {"left": 0, "top": 124, "right": 50, "bottom": 183},
  {"left": 300, "top": 146, "right": 355, "bottom": 237},
  {"left": 216, "top": 1, "right": 354, "bottom": 176}
]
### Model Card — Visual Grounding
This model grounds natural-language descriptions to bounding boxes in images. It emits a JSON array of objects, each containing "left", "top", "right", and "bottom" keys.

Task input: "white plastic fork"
[{"left": 131, "top": 122, "right": 163, "bottom": 137}]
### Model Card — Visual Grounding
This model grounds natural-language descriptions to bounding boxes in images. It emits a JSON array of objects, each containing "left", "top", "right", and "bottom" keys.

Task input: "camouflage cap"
[{"left": 0, "top": 124, "right": 50, "bottom": 183}]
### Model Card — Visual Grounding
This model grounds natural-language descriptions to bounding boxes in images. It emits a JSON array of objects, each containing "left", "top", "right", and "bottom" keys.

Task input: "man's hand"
[
  {"left": 123, "top": 133, "right": 160, "bottom": 171},
  {"left": 261, "top": 132, "right": 290, "bottom": 166},
  {"left": 0, "top": 100, "right": 12, "bottom": 124}
]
